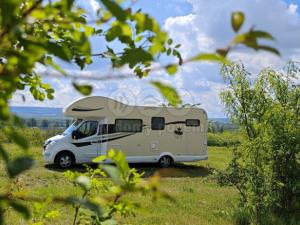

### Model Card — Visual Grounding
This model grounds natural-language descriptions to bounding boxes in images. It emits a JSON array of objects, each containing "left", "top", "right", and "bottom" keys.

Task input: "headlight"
[{"left": 46, "top": 140, "right": 57, "bottom": 150}]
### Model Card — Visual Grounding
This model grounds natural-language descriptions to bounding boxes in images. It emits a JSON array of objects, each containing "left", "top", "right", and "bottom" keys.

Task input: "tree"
[
  {"left": 65, "top": 119, "right": 70, "bottom": 128},
  {"left": 28, "top": 118, "right": 37, "bottom": 127},
  {"left": 41, "top": 119, "right": 49, "bottom": 129},
  {"left": 218, "top": 62, "right": 300, "bottom": 224}
]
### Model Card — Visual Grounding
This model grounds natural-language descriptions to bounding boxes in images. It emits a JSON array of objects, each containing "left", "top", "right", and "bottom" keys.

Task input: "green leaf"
[
  {"left": 250, "top": 30, "right": 274, "bottom": 40},
  {"left": 45, "top": 42, "right": 71, "bottom": 62},
  {"left": 76, "top": 176, "right": 91, "bottom": 191},
  {"left": 72, "top": 83, "right": 93, "bottom": 95},
  {"left": 6, "top": 130, "right": 29, "bottom": 150},
  {"left": 7, "top": 157, "right": 34, "bottom": 178},
  {"left": 231, "top": 11, "right": 245, "bottom": 32},
  {"left": 135, "top": 35, "right": 144, "bottom": 42},
  {"left": 92, "top": 155, "right": 107, "bottom": 163},
  {"left": 190, "top": 53, "right": 228, "bottom": 64},
  {"left": 0, "top": 0, "right": 22, "bottom": 26},
  {"left": 120, "top": 47, "right": 153, "bottom": 68},
  {"left": 165, "top": 64, "right": 178, "bottom": 75},
  {"left": 167, "top": 38, "right": 173, "bottom": 45},
  {"left": 66, "top": 197, "right": 102, "bottom": 216},
  {"left": 47, "top": 93, "right": 54, "bottom": 100},
  {"left": 101, "top": 0, "right": 126, "bottom": 22},
  {"left": 174, "top": 44, "right": 181, "bottom": 48},
  {"left": 151, "top": 81, "right": 181, "bottom": 106},
  {"left": 256, "top": 45, "right": 280, "bottom": 56},
  {"left": 167, "top": 48, "right": 171, "bottom": 56},
  {"left": 47, "top": 88, "right": 55, "bottom": 94},
  {"left": 44, "top": 210, "right": 60, "bottom": 219},
  {"left": 66, "top": 0, "right": 75, "bottom": 9},
  {"left": 109, "top": 150, "right": 130, "bottom": 175},
  {"left": 102, "top": 165, "right": 122, "bottom": 183},
  {"left": 9, "top": 201, "right": 30, "bottom": 219}
]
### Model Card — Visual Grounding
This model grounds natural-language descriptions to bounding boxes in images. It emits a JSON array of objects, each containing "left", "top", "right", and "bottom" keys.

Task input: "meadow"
[{"left": 0, "top": 142, "right": 237, "bottom": 225}]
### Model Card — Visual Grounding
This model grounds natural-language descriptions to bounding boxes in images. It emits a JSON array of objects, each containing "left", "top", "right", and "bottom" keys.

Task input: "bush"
[{"left": 219, "top": 62, "right": 300, "bottom": 224}]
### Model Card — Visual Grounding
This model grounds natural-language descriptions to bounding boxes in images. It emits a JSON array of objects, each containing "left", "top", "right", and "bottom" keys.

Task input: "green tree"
[
  {"left": 28, "top": 118, "right": 37, "bottom": 127},
  {"left": 65, "top": 119, "right": 70, "bottom": 128},
  {"left": 41, "top": 119, "right": 49, "bottom": 129},
  {"left": 218, "top": 62, "right": 300, "bottom": 224}
]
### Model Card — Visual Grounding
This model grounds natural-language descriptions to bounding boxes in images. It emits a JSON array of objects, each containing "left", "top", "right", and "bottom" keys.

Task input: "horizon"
[{"left": 9, "top": 106, "right": 229, "bottom": 119}]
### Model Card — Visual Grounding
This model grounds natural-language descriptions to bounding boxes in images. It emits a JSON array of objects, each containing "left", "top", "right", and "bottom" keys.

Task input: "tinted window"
[
  {"left": 115, "top": 119, "right": 143, "bottom": 132},
  {"left": 98, "top": 124, "right": 115, "bottom": 135},
  {"left": 186, "top": 119, "right": 200, "bottom": 127},
  {"left": 151, "top": 117, "right": 165, "bottom": 130},
  {"left": 77, "top": 121, "right": 98, "bottom": 139}
]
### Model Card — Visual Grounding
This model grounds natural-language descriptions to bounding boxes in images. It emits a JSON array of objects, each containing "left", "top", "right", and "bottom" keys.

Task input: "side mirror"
[{"left": 72, "top": 130, "right": 78, "bottom": 139}]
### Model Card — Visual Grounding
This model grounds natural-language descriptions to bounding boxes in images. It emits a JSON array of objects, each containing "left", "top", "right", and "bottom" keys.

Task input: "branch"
[{"left": 41, "top": 71, "right": 136, "bottom": 81}]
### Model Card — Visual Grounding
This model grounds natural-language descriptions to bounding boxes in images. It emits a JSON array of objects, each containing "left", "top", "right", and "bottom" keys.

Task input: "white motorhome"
[{"left": 43, "top": 96, "right": 208, "bottom": 168}]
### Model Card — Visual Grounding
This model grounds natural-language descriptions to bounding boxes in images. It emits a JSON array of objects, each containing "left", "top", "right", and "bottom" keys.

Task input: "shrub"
[{"left": 218, "top": 62, "right": 300, "bottom": 224}]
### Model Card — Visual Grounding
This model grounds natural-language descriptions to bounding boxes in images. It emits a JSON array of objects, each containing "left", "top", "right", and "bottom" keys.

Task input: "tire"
[
  {"left": 158, "top": 155, "right": 173, "bottom": 168},
  {"left": 55, "top": 151, "right": 75, "bottom": 169}
]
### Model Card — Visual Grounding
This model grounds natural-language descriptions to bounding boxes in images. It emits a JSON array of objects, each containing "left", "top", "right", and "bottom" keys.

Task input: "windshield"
[{"left": 62, "top": 119, "right": 83, "bottom": 136}]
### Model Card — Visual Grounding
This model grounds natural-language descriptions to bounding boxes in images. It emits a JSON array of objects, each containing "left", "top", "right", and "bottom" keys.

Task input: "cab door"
[{"left": 72, "top": 120, "right": 100, "bottom": 162}]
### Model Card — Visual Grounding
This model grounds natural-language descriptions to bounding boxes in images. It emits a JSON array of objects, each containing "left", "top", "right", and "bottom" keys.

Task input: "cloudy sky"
[{"left": 11, "top": 0, "right": 300, "bottom": 117}]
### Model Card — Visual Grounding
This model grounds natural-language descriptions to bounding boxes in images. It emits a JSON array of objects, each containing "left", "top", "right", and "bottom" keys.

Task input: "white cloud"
[{"left": 288, "top": 3, "right": 298, "bottom": 15}]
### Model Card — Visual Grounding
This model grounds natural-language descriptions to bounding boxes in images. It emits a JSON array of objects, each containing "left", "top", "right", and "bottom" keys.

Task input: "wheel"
[
  {"left": 55, "top": 152, "right": 74, "bottom": 169},
  {"left": 158, "top": 156, "right": 173, "bottom": 168}
]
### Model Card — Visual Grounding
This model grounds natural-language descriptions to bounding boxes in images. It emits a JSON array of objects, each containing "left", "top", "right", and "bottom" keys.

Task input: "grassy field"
[{"left": 0, "top": 144, "right": 237, "bottom": 225}]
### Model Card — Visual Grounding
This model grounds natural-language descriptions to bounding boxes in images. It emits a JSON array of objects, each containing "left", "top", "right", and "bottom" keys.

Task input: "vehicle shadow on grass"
[
  {"left": 45, "top": 163, "right": 212, "bottom": 178},
  {"left": 133, "top": 163, "right": 212, "bottom": 178}
]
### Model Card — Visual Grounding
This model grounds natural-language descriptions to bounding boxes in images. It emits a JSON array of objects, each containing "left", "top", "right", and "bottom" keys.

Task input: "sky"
[{"left": 10, "top": 0, "right": 300, "bottom": 117}]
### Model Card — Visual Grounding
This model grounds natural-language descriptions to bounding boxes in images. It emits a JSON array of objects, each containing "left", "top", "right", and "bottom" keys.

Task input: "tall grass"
[
  {"left": 0, "top": 127, "right": 63, "bottom": 146},
  {"left": 207, "top": 131, "right": 245, "bottom": 147}
]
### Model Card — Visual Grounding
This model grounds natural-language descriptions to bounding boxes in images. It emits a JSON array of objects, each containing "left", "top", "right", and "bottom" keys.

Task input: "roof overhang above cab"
[{"left": 63, "top": 96, "right": 127, "bottom": 118}]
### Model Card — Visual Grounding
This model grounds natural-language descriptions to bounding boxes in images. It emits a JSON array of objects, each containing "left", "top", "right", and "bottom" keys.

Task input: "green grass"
[{"left": 0, "top": 144, "right": 237, "bottom": 225}]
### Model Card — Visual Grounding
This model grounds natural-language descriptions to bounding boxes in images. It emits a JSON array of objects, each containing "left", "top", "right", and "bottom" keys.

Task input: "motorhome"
[{"left": 43, "top": 96, "right": 208, "bottom": 168}]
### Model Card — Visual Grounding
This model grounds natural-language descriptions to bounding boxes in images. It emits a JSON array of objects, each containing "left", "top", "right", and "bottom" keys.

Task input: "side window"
[
  {"left": 186, "top": 119, "right": 200, "bottom": 127},
  {"left": 98, "top": 124, "right": 115, "bottom": 135},
  {"left": 77, "top": 121, "right": 98, "bottom": 139},
  {"left": 98, "top": 124, "right": 107, "bottom": 135},
  {"left": 151, "top": 117, "right": 165, "bottom": 130},
  {"left": 115, "top": 119, "right": 143, "bottom": 132}
]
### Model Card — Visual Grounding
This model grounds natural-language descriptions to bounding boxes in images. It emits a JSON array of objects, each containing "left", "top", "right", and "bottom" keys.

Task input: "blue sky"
[{"left": 11, "top": 0, "right": 300, "bottom": 117}]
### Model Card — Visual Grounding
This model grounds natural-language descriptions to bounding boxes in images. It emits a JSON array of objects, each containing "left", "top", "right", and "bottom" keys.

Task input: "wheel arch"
[
  {"left": 54, "top": 150, "right": 76, "bottom": 164},
  {"left": 158, "top": 152, "right": 175, "bottom": 162}
]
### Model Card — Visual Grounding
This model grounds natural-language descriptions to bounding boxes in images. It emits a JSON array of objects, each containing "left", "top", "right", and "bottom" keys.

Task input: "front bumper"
[{"left": 43, "top": 150, "right": 54, "bottom": 163}]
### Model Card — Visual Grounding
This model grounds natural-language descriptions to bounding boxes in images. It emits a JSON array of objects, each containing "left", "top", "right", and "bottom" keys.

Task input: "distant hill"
[
  {"left": 209, "top": 118, "right": 230, "bottom": 123},
  {"left": 10, "top": 106, "right": 63, "bottom": 118},
  {"left": 10, "top": 106, "right": 229, "bottom": 122}
]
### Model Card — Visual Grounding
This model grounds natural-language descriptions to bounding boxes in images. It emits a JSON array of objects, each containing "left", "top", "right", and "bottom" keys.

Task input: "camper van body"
[{"left": 43, "top": 96, "right": 208, "bottom": 168}]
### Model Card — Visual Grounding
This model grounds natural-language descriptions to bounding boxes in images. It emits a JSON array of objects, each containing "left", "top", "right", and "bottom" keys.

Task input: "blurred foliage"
[
  {"left": 0, "top": 0, "right": 280, "bottom": 223},
  {"left": 216, "top": 62, "right": 300, "bottom": 224},
  {"left": 64, "top": 149, "right": 169, "bottom": 225}
]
